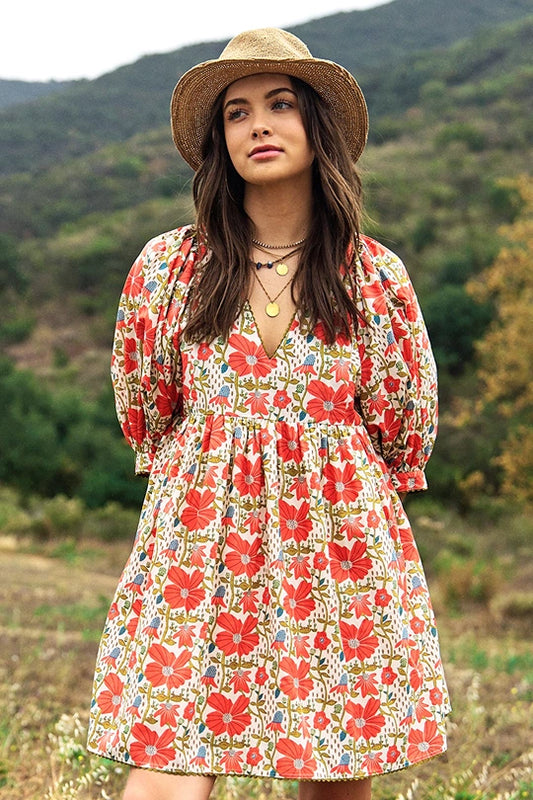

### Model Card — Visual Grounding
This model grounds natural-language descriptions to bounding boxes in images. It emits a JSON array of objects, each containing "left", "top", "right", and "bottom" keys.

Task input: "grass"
[{"left": 1, "top": 507, "right": 532, "bottom": 799}]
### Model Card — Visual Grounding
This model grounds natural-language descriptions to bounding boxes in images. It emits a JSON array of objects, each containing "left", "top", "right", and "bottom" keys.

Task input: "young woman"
[{"left": 86, "top": 28, "right": 450, "bottom": 800}]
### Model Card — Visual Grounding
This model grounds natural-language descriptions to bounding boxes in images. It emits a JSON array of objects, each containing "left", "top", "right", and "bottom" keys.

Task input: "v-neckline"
[{"left": 244, "top": 301, "right": 298, "bottom": 360}]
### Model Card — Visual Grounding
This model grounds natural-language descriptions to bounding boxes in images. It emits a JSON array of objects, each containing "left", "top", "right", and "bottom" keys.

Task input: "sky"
[{"left": 2, "top": 0, "right": 391, "bottom": 83}]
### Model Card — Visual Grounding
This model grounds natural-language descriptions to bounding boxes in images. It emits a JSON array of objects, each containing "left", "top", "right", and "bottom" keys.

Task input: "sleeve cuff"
[{"left": 391, "top": 469, "right": 427, "bottom": 493}]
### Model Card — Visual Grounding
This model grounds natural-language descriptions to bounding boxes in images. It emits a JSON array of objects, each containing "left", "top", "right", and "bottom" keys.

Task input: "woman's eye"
[
  {"left": 273, "top": 99, "right": 292, "bottom": 110},
  {"left": 227, "top": 108, "right": 246, "bottom": 121}
]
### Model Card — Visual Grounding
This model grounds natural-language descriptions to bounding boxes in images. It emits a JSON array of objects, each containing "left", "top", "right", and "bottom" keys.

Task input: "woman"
[{"left": 87, "top": 28, "right": 450, "bottom": 800}]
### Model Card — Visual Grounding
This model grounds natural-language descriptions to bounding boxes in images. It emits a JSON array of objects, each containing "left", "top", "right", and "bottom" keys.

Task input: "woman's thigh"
[{"left": 123, "top": 768, "right": 216, "bottom": 800}]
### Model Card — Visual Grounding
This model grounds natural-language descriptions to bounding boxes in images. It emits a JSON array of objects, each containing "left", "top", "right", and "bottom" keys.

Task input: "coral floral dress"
[{"left": 87, "top": 226, "right": 450, "bottom": 780}]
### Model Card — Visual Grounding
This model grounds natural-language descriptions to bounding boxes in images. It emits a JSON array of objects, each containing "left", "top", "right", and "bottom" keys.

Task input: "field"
[{"left": 1, "top": 505, "right": 532, "bottom": 800}]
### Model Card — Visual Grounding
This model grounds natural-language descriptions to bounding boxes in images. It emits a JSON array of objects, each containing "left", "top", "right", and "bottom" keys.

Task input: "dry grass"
[{"left": 1, "top": 517, "right": 532, "bottom": 800}]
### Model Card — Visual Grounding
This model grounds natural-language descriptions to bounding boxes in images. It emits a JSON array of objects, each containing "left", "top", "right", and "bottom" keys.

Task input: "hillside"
[
  {"left": 0, "top": 9, "right": 532, "bottom": 513},
  {"left": 0, "top": 78, "right": 74, "bottom": 109},
  {"left": 0, "top": 0, "right": 532, "bottom": 176}
]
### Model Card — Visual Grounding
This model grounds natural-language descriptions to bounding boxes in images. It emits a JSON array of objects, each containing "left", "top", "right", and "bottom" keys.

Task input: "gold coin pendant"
[
  {"left": 276, "top": 262, "right": 289, "bottom": 276},
  {"left": 266, "top": 302, "right": 280, "bottom": 317}
]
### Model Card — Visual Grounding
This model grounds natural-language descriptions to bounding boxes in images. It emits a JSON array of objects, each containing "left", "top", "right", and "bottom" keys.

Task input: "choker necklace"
[
  {"left": 253, "top": 270, "right": 293, "bottom": 317},
  {"left": 252, "top": 236, "right": 306, "bottom": 250},
  {"left": 251, "top": 245, "right": 301, "bottom": 276}
]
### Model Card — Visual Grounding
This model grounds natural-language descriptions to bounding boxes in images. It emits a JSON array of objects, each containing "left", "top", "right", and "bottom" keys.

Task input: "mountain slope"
[{"left": 0, "top": 0, "right": 532, "bottom": 177}]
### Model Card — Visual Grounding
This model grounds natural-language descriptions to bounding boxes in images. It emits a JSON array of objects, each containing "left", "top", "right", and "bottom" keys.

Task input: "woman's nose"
[{"left": 251, "top": 124, "right": 272, "bottom": 138}]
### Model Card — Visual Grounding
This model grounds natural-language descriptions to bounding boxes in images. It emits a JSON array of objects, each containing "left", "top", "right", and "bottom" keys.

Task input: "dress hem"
[{"left": 86, "top": 742, "right": 448, "bottom": 782}]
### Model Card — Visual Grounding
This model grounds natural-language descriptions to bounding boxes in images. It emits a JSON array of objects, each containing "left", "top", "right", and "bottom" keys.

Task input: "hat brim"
[{"left": 170, "top": 57, "right": 368, "bottom": 171}]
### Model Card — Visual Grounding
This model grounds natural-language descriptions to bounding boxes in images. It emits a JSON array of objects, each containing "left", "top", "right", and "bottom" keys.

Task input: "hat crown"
[{"left": 219, "top": 28, "right": 312, "bottom": 63}]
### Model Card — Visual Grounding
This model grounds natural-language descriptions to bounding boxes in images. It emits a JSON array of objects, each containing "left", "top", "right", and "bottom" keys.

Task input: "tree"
[{"left": 468, "top": 176, "right": 533, "bottom": 505}]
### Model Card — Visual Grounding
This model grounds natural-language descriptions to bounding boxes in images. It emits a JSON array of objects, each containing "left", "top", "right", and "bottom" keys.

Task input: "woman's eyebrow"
[{"left": 223, "top": 87, "right": 297, "bottom": 112}]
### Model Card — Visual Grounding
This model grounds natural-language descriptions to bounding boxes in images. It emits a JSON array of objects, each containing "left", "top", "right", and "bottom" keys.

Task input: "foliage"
[{"left": 468, "top": 176, "right": 533, "bottom": 505}]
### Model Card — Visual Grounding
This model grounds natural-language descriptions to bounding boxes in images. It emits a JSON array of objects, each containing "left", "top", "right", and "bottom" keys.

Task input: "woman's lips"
[{"left": 249, "top": 145, "right": 283, "bottom": 160}]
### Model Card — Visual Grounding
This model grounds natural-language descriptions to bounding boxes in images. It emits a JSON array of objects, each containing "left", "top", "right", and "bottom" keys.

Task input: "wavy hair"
[{"left": 183, "top": 77, "right": 363, "bottom": 344}]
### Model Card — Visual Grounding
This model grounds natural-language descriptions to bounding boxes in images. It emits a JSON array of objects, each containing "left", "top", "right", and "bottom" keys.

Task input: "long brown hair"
[{"left": 183, "top": 77, "right": 363, "bottom": 344}]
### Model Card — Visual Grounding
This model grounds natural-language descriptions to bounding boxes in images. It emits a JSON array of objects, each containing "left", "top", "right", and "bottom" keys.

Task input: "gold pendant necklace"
[
  {"left": 253, "top": 270, "right": 293, "bottom": 317},
  {"left": 251, "top": 244, "right": 301, "bottom": 277}
]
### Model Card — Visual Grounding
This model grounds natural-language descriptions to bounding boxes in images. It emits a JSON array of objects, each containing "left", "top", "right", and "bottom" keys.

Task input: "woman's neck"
[{"left": 244, "top": 179, "right": 312, "bottom": 246}]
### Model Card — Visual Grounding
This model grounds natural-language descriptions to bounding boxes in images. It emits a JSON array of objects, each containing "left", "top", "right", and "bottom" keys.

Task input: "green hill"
[
  {"left": 0, "top": 0, "right": 532, "bottom": 176},
  {"left": 0, "top": 5, "right": 531, "bottom": 512}
]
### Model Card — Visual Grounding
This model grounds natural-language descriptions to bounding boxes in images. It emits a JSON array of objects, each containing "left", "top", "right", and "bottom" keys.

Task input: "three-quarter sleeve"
[
  {"left": 111, "top": 226, "right": 199, "bottom": 475},
  {"left": 355, "top": 237, "right": 438, "bottom": 492}
]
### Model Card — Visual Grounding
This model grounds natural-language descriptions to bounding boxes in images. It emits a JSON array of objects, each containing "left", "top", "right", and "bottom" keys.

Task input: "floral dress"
[{"left": 86, "top": 226, "right": 450, "bottom": 780}]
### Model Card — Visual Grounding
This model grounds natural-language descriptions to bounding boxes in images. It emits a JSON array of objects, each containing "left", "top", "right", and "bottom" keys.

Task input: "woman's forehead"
[{"left": 224, "top": 73, "right": 295, "bottom": 100}]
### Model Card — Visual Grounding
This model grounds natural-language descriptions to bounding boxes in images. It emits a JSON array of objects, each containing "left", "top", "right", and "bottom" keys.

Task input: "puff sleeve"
[
  {"left": 355, "top": 237, "right": 438, "bottom": 492},
  {"left": 111, "top": 226, "right": 200, "bottom": 475}
]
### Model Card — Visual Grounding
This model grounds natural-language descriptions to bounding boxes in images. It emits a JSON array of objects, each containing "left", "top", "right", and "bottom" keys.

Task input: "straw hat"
[{"left": 171, "top": 27, "right": 369, "bottom": 171}]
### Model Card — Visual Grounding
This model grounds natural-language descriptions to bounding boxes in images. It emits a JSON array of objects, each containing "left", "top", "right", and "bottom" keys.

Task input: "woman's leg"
[
  {"left": 123, "top": 768, "right": 216, "bottom": 800},
  {"left": 298, "top": 778, "right": 372, "bottom": 800}
]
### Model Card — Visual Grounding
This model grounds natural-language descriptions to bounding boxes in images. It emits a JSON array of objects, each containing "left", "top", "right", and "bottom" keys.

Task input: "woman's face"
[{"left": 222, "top": 73, "right": 315, "bottom": 189}]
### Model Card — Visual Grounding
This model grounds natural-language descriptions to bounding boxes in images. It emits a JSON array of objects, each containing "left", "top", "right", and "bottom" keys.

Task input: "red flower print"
[
  {"left": 228, "top": 334, "right": 273, "bottom": 378},
  {"left": 366, "top": 509, "right": 381, "bottom": 528},
  {"left": 201, "top": 415, "right": 226, "bottom": 452},
  {"left": 354, "top": 671, "right": 379, "bottom": 697},
  {"left": 375, "top": 588, "right": 392, "bottom": 607},
  {"left": 205, "top": 693, "right": 251, "bottom": 737},
  {"left": 430, "top": 688, "right": 443, "bottom": 705},
  {"left": 184, "top": 701, "right": 195, "bottom": 720},
  {"left": 400, "top": 527, "right": 421, "bottom": 562},
  {"left": 410, "top": 616, "right": 425, "bottom": 634},
  {"left": 313, "top": 551, "right": 329, "bottom": 570},
  {"left": 230, "top": 667, "right": 252, "bottom": 694},
  {"left": 360, "top": 354, "right": 374, "bottom": 385},
  {"left": 348, "top": 592, "right": 372, "bottom": 617},
  {"left": 277, "top": 424, "right": 307, "bottom": 463},
  {"left": 245, "top": 389, "right": 269, "bottom": 415},
  {"left": 233, "top": 454, "right": 264, "bottom": 498},
  {"left": 290, "top": 553, "right": 311, "bottom": 579},
  {"left": 154, "top": 378, "right": 179, "bottom": 418},
  {"left": 144, "top": 644, "right": 192, "bottom": 689},
  {"left": 361, "top": 281, "right": 388, "bottom": 316},
  {"left": 345, "top": 698, "right": 386, "bottom": 740},
  {"left": 96, "top": 673, "right": 124, "bottom": 718},
  {"left": 154, "top": 702, "right": 180, "bottom": 727},
  {"left": 276, "top": 739, "right": 317, "bottom": 779},
  {"left": 407, "top": 720, "right": 445, "bottom": 762},
  {"left": 366, "top": 391, "right": 388, "bottom": 415},
  {"left": 246, "top": 747, "right": 263, "bottom": 767},
  {"left": 381, "top": 666, "right": 398, "bottom": 685},
  {"left": 294, "top": 633, "right": 311, "bottom": 659},
  {"left": 382, "top": 407, "right": 402, "bottom": 442},
  {"left": 314, "top": 632, "right": 331, "bottom": 650},
  {"left": 383, "top": 375, "right": 401, "bottom": 394},
  {"left": 362, "top": 752, "right": 384, "bottom": 774},
  {"left": 129, "top": 723, "right": 175, "bottom": 769},
  {"left": 273, "top": 389, "right": 291, "bottom": 408},
  {"left": 289, "top": 474, "right": 310, "bottom": 499},
  {"left": 242, "top": 589, "right": 258, "bottom": 614},
  {"left": 214, "top": 612, "right": 259, "bottom": 657},
  {"left": 123, "top": 263, "right": 144, "bottom": 297},
  {"left": 282, "top": 579, "right": 315, "bottom": 621},
  {"left": 163, "top": 566, "right": 205, "bottom": 612},
  {"left": 279, "top": 500, "right": 312, "bottom": 543},
  {"left": 409, "top": 649, "right": 424, "bottom": 692},
  {"left": 197, "top": 342, "right": 213, "bottom": 360},
  {"left": 323, "top": 463, "right": 363, "bottom": 505},
  {"left": 173, "top": 622, "right": 195, "bottom": 647},
  {"left": 255, "top": 666, "right": 268, "bottom": 685},
  {"left": 220, "top": 749, "right": 244, "bottom": 774},
  {"left": 307, "top": 381, "right": 352, "bottom": 423},
  {"left": 224, "top": 532, "right": 265, "bottom": 578},
  {"left": 279, "top": 658, "right": 313, "bottom": 700},
  {"left": 415, "top": 698, "right": 432, "bottom": 721},
  {"left": 330, "top": 356, "right": 351, "bottom": 381},
  {"left": 126, "top": 405, "right": 146, "bottom": 445},
  {"left": 123, "top": 337, "right": 139, "bottom": 374},
  {"left": 340, "top": 619, "right": 379, "bottom": 661},
  {"left": 327, "top": 541, "right": 372, "bottom": 582},
  {"left": 387, "top": 745, "right": 400, "bottom": 763},
  {"left": 180, "top": 488, "right": 217, "bottom": 531},
  {"left": 313, "top": 710, "right": 330, "bottom": 730}
]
